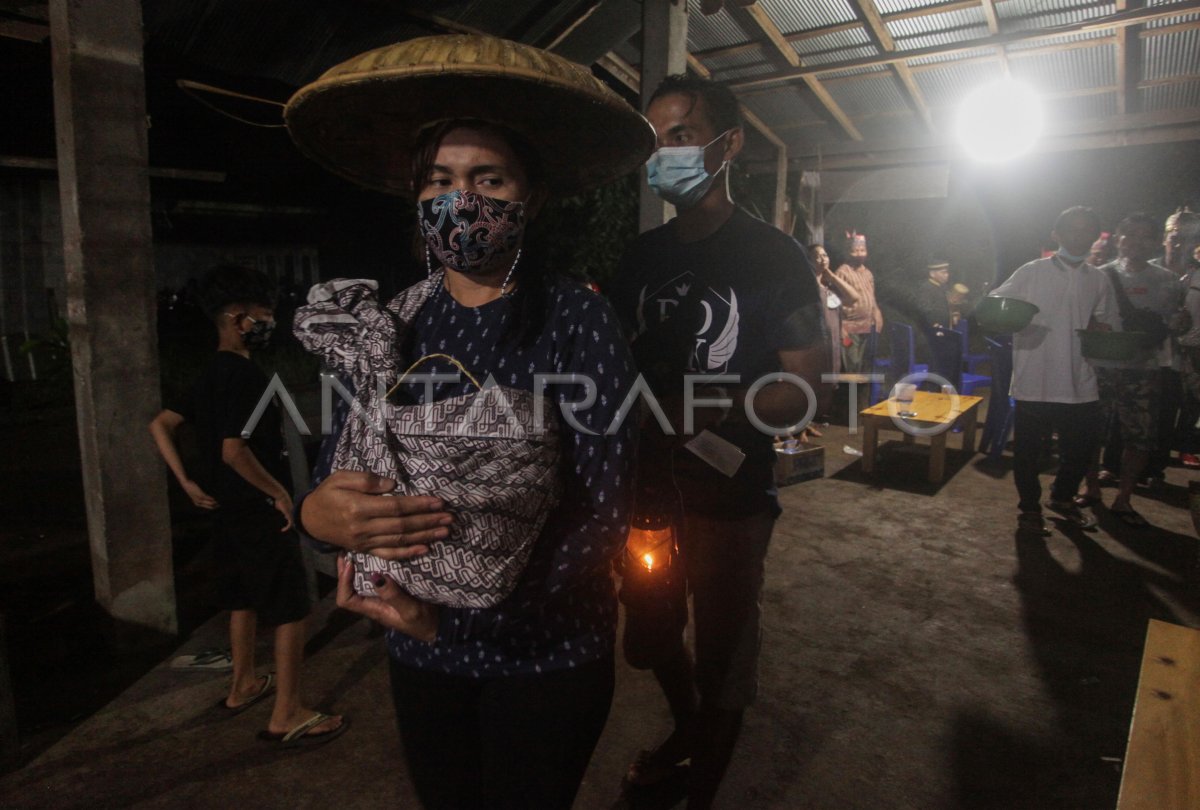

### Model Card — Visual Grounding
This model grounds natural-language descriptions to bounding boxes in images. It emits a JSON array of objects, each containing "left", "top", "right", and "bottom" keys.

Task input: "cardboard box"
[{"left": 774, "top": 444, "right": 824, "bottom": 487}]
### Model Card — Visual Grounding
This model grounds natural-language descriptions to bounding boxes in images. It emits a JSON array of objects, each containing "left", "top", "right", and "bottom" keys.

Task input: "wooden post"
[
  {"left": 49, "top": 0, "right": 177, "bottom": 634},
  {"left": 639, "top": 0, "right": 688, "bottom": 233}
]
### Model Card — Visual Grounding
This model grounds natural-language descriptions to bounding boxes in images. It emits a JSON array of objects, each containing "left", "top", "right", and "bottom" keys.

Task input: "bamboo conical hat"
[{"left": 285, "top": 34, "right": 655, "bottom": 196}]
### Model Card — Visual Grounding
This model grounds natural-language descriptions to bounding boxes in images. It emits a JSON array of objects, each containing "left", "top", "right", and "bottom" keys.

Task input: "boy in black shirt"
[{"left": 149, "top": 265, "right": 346, "bottom": 746}]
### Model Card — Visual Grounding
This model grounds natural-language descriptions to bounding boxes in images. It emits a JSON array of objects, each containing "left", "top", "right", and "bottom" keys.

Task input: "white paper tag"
[{"left": 684, "top": 429, "right": 747, "bottom": 477}]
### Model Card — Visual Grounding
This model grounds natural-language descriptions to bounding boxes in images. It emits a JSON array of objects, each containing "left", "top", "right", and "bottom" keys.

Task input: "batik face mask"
[
  {"left": 644, "top": 130, "right": 732, "bottom": 209},
  {"left": 418, "top": 190, "right": 526, "bottom": 275}
]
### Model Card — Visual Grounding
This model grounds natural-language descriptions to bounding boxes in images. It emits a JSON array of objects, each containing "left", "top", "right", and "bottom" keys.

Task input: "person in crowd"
[
  {"left": 608, "top": 74, "right": 826, "bottom": 810},
  {"left": 912, "top": 259, "right": 962, "bottom": 388},
  {"left": 287, "top": 34, "right": 649, "bottom": 809},
  {"left": 1088, "top": 232, "right": 1116, "bottom": 267},
  {"left": 948, "top": 282, "right": 970, "bottom": 327},
  {"left": 989, "top": 206, "right": 1119, "bottom": 535},
  {"left": 1077, "top": 213, "right": 1185, "bottom": 526},
  {"left": 1145, "top": 208, "right": 1200, "bottom": 479},
  {"left": 809, "top": 242, "right": 856, "bottom": 421},
  {"left": 148, "top": 265, "right": 347, "bottom": 746},
  {"left": 835, "top": 230, "right": 884, "bottom": 373}
]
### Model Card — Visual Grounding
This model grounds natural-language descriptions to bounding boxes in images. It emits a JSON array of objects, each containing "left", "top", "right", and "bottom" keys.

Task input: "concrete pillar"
[
  {"left": 639, "top": 0, "right": 688, "bottom": 233},
  {"left": 49, "top": 0, "right": 177, "bottom": 634}
]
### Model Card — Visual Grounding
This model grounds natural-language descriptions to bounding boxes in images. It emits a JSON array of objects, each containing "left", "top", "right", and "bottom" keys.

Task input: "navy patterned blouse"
[{"left": 302, "top": 276, "right": 636, "bottom": 677}]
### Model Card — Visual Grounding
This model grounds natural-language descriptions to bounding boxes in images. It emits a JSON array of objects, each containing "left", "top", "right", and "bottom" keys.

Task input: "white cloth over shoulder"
[{"left": 990, "top": 256, "right": 1119, "bottom": 403}]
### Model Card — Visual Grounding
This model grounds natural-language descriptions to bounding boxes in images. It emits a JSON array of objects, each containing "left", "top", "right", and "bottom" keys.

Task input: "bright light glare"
[{"left": 955, "top": 80, "right": 1044, "bottom": 163}]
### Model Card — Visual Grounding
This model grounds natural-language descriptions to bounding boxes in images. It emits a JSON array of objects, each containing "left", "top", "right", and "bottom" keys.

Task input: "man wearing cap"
[
  {"left": 835, "top": 231, "right": 884, "bottom": 373},
  {"left": 914, "top": 259, "right": 959, "bottom": 387},
  {"left": 610, "top": 74, "right": 825, "bottom": 809}
]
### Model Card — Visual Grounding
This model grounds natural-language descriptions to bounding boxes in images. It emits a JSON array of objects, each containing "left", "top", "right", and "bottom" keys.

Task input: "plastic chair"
[
  {"left": 867, "top": 324, "right": 889, "bottom": 404},
  {"left": 886, "top": 322, "right": 928, "bottom": 381},
  {"left": 953, "top": 320, "right": 990, "bottom": 374}
]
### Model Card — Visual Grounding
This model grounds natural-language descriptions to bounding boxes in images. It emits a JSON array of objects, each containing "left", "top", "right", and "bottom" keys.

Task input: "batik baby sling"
[{"left": 294, "top": 277, "right": 562, "bottom": 609}]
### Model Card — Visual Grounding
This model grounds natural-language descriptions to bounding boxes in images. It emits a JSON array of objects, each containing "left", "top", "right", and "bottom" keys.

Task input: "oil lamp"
[{"left": 625, "top": 512, "right": 676, "bottom": 573}]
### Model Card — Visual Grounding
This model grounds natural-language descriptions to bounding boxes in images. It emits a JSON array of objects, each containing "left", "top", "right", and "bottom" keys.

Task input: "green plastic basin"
[{"left": 974, "top": 296, "right": 1040, "bottom": 333}]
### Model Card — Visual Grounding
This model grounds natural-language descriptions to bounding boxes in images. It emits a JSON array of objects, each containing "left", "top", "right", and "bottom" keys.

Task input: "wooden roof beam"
[
  {"left": 728, "top": 0, "right": 1200, "bottom": 92},
  {"left": 686, "top": 53, "right": 786, "bottom": 148},
  {"left": 1115, "top": 0, "right": 1144, "bottom": 116},
  {"left": 739, "top": 2, "right": 863, "bottom": 141},
  {"left": 847, "top": 0, "right": 936, "bottom": 133}
]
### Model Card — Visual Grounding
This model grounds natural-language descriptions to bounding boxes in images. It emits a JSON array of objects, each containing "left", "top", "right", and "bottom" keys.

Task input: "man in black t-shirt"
[
  {"left": 149, "top": 265, "right": 346, "bottom": 747},
  {"left": 609, "top": 75, "right": 825, "bottom": 809}
]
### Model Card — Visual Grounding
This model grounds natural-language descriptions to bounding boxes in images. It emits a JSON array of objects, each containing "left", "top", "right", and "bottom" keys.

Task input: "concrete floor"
[{"left": 1, "top": 419, "right": 1197, "bottom": 810}]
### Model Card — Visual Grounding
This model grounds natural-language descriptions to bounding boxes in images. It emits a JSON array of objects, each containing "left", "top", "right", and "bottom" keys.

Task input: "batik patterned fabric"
[
  {"left": 294, "top": 277, "right": 561, "bottom": 608},
  {"left": 418, "top": 190, "right": 525, "bottom": 275}
]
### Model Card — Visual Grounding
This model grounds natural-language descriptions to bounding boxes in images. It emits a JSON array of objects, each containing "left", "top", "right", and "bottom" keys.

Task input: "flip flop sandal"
[
  {"left": 1111, "top": 508, "right": 1150, "bottom": 528},
  {"left": 217, "top": 673, "right": 275, "bottom": 715},
  {"left": 258, "top": 713, "right": 349, "bottom": 748},
  {"left": 625, "top": 748, "right": 691, "bottom": 787},
  {"left": 171, "top": 648, "right": 233, "bottom": 671}
]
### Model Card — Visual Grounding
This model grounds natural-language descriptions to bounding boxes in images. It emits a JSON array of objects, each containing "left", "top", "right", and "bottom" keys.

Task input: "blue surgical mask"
[
  {"left": 1057, "top": 247, "right": 1089, "bottom": 264},
  {"left": 645, "top": 130, "right": 732, "bottom": 209}
]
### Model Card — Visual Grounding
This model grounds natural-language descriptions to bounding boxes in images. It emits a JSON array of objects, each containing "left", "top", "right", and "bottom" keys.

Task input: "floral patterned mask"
[{"left": 418, "top": 190, "right": 526, "bottom": 275}]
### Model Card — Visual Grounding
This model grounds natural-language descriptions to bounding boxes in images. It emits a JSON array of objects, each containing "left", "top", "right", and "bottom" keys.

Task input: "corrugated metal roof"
[
  {"left": 894, "top": 24, "right": 993, "bottom": 53},
  {"left": 686, "top": 0, "right": 755, "bottom": 51},
  {"left": 739, "top": 85, "right": 821, "bottom": 123},
  {"left": 1008, "top": 42, "right": 1117, "bottom": 91},
  {"left": 908, "top": 47, "right": 1000, "bottom": 67},
  {"left": 826, "top": 74, "right": 912, "bottom": 116},
  {"left": 887, "top": 7, "right": 989, "bottom": 44},
  {"left": 1000, "top": 0, "right": 1117, "bottom": 32},
  {"left": 1140, "top": 79, "right": 1200, "bottom": 111},
  {"left": 756, "top": 0, "right": 858, "bottom": 32},
  {"left": 704, "top": 46, "right": 777, "bottom": 83},
  {"left": 874, "top": 0, "right": 949, "bottom": 15},
  {"left": 1143, "top": 27, "right": 1200, "bottom": 80},
  {"left": 1045, "top": 90, "right": 1118, "bottom": 121},
  {"left": 914, "top": 59, "right": 1007, "bottom": 108},
  {"left": 855, "top": 112, "right": 926, "bottom": 143},
  {"left": 1146, "top": 11, "right": 1200, "bottom": 29},
  {"left": 793, "top": 25, "right": 874, "bottom": 55},
  {"left": 804, "top": 45, "right": 880, "bottom": 66},
  {"left": 1005, "top": 29, "right": 1113, "bottom": 51}
]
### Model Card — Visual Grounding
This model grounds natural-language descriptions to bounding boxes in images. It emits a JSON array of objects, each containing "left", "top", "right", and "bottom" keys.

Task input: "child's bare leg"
[
  {"left": 266, "top": 617, "right": 343, "bottom": 736},
  {"left": 226, "top": 609, "right": 263, "bottom": 707}
]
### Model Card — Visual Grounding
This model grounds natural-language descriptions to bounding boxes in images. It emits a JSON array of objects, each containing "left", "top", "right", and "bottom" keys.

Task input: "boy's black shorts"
[{"left": 212, "top": 503, "right": 311, "bottom": 626}]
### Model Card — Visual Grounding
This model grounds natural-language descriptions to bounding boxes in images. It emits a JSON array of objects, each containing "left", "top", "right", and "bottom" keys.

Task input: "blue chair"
[
  {"left": 867, "top": 324, "right": 889, "bottom": 404},
  {"left": 886, "top": 322, "right": 928, "bottom": 382},
  {"left": 953, "top": 320, "right": 990, "bottom": 374}
]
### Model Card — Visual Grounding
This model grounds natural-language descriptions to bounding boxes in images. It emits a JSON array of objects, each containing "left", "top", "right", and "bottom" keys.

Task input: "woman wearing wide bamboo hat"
[{"left": 287, "top": 34, "right": 653, "bottom": 809}]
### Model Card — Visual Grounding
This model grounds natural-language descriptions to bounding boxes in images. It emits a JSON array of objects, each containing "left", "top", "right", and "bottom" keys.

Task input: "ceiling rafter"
[
  {"left": 737, "top": 2, "right": 863, "bottom": 141},
  {"left": 1115, "top": 0, "right": 1143, "bottom": 117},
  {"left": 846, "top": 0, "right": 936, "bottom": 133},
  {"left": 728, "top": 0, "right": 1200, "bottom": 93}
]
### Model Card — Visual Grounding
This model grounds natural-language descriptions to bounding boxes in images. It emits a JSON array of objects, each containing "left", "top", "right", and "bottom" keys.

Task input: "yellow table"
[{"left": 859, "top": 391, "right": 983, "bottom": 483}]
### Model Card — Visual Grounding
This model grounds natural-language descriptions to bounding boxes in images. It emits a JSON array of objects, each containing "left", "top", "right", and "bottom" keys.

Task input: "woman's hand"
[
  {"left": 336, "top": 554, "right": 438, "bottom": 643},
  {"left": 300, "top": 470, "right": 453, "bottom": 560},
  {"left": 181, "top": 480, "right": 219, "bottom": 510}
]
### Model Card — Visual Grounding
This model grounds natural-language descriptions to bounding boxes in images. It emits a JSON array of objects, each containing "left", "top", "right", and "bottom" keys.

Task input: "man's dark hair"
[
  {"left": 197, "top": 264, "right": 274, "bottom": 322},
  {"left": 649, "top": 74, "right": 741, "bottom": 134},
  {"left": 1054, "top": 205, "right": 1102, "bottom": 234},
  {"left": 1115, "top": 212, "right": 1157, "bottom": 236}
]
